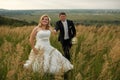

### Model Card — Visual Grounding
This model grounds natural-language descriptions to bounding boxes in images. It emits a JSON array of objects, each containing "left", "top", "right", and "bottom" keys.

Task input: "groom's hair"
[{"left": 59, "top": 12, "right": 66, "bottom": 16}]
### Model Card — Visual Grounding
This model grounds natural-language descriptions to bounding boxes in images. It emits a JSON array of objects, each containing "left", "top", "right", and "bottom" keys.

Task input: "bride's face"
[{"left": 41, "top": 17, "right": 49, "bottom": 26}]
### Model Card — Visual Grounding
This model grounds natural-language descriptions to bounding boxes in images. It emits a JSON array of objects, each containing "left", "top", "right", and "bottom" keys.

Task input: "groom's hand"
[{"left": 53, "top": 30, "right": 57, "bottom": 35}]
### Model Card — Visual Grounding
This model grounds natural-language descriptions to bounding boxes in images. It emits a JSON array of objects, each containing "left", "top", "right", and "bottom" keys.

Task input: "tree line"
[{"left": 0, "top": 16, "right": 37, "bottom": 27}]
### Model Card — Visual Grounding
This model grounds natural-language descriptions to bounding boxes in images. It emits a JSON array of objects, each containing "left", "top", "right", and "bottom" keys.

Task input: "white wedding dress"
[{"left": 24, "top": 30, "right": 73, "bottom": 74}]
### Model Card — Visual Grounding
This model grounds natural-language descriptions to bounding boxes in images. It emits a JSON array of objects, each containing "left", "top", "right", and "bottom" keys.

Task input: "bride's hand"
[{"left": 33, "top": 48, "right": 39, "bottom": 55}]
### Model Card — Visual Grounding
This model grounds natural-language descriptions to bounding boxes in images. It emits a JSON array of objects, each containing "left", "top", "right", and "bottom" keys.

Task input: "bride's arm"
[{"left": 29, "top": 27, "right": 38, "bottom": 54}]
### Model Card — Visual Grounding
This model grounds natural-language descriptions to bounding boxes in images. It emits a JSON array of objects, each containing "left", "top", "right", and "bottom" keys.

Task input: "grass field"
[
  {"left": 0, "top": 25, "right": 120, "bottom": 80},
  {"left": 0, "top": 9, "right": 120, "bottom": 26}
]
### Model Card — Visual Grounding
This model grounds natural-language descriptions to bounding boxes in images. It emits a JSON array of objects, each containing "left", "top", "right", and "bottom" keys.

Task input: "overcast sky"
[{"left": 0, "top": 0, "right": 120, "bottom": 10}]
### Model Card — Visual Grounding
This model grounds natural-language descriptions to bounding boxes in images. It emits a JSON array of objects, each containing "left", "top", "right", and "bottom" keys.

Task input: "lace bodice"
[
  {"left": 35, "top": 30, "right": 51, "bottom": 49},
  {"left": 36, "top": 30, "right": 51, "bottom": 41}
]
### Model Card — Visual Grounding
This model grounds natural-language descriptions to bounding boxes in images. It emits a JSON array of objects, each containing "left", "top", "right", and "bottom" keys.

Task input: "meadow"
[
  {"left": 0, "top": 9, "right": 120, "bottom": 26},
  {"left": 0, "top": 25, "right": 120, "bottom": 80}
]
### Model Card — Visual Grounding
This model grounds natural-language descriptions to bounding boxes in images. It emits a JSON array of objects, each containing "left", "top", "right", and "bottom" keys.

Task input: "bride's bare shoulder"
[{"left": 33, "top": 26, "right": 42, "bottom": 32}]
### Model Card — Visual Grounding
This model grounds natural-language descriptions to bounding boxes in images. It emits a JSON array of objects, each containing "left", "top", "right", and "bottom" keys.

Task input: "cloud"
[{"left": 0, "top": 0, "right": 120, "bottom": 9}]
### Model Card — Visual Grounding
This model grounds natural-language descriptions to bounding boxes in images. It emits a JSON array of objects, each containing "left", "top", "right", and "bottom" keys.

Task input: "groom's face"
[{"left": 59, "top": 15, "right": 66, "bottom": 21}]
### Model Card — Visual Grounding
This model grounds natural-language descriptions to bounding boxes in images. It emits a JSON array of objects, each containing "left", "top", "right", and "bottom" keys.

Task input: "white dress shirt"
[{"left": 62, "top": 20, "right": 69, "bottom": 40}]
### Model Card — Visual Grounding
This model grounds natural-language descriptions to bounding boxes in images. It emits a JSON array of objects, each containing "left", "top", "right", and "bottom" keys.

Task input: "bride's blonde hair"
[{"left": 38, "top": 14, "right": 51, "bottom": 30}]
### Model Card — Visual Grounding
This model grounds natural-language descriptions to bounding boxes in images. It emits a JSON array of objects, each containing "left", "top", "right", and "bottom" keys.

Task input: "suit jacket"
[{"left": 55, "top": 20, "right": 76, "bottom": 42}]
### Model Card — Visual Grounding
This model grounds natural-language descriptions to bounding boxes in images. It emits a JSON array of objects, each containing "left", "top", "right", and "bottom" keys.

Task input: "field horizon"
[
  {"left": 0, "top": 25, "right": 120, "bottom": 80},
  {"left": 0, "top": 9, "right": 120, "bottom": 80},
  {"left": 0, "top": 9, "right": 120, "bottom": 26}
]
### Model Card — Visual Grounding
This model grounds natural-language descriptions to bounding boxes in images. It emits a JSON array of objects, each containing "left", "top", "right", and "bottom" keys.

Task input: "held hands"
[
  {"left": 53, "top": 30, "right": 57, "bottom": 35},
  {"left": 49, "top": 27, "right": 57, "bottom": 35}
]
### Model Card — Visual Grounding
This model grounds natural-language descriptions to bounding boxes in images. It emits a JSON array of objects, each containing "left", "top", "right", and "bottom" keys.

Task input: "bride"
[{"left": 24, "top": 14, "right": 73, "bottom": 74}]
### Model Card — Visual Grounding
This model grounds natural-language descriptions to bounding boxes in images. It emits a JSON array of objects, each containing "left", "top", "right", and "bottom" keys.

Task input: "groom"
[{"left": 55, "top": 12, "right": 76, "bottom": 61}]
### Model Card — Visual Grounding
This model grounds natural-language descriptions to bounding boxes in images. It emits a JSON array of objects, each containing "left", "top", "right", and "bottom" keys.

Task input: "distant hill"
[
  {"left": 0, "top": 9, "right": 120, "bottom": 26},
  {"left": 0, "top": 16, "right": 37, "bottom": 27},
  {"left": 0, "top": 9, "right": 7, "bottom": 11}
]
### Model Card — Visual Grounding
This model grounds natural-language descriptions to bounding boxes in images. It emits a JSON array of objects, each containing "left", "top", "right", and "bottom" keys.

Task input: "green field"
[
  {"left": 0, "top": 25, "right": 120, "bottom": 80},
  {"left": 0, "top": 9, "right": 120, "bottom": 80},
  {"left": 0, "top": 9, "right": 120, "bottom": 26}
]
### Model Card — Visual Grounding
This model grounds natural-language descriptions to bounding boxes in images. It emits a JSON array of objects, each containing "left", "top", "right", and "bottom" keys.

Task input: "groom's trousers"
[{"left": 61, "top": 39, "right": 72, "bottom": 61}]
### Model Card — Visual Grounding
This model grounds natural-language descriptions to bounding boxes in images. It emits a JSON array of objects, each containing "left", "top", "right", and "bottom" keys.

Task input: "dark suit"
[{"left": 55, "top": 20, "right": 76, "bottom": 61}]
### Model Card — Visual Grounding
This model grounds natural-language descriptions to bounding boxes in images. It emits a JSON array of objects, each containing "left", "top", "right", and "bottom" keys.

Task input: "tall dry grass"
[{"left": 0, "top": 25, "right": 120, "bottom": 80}]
